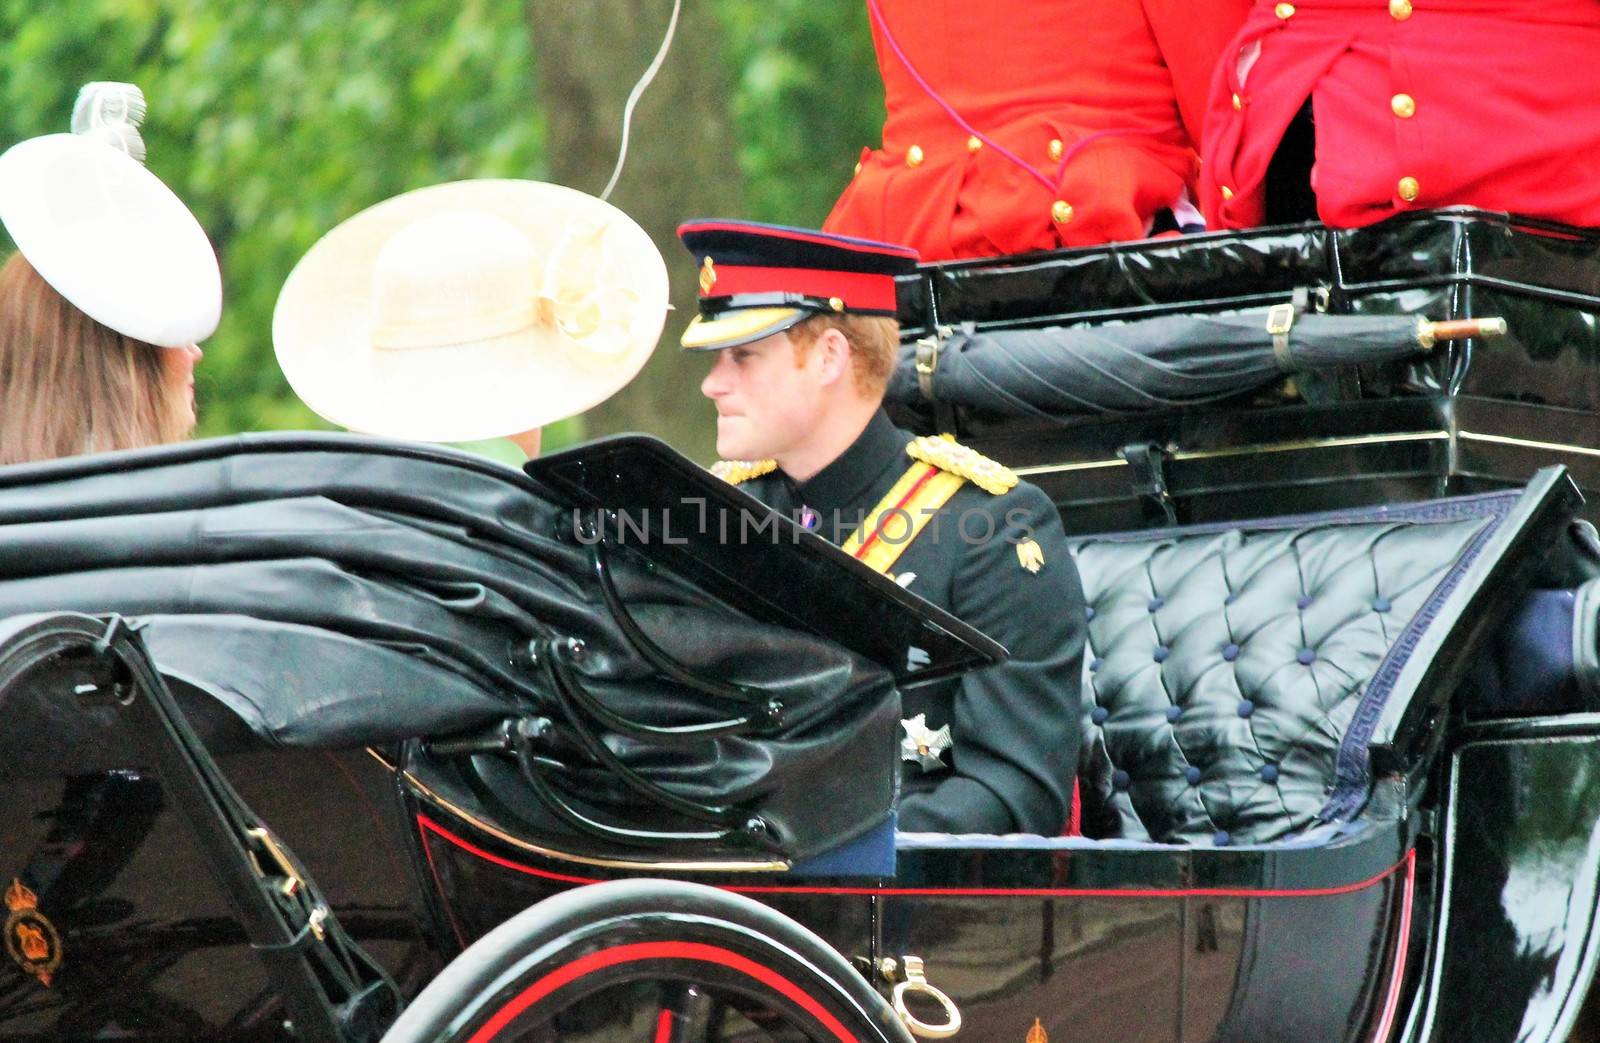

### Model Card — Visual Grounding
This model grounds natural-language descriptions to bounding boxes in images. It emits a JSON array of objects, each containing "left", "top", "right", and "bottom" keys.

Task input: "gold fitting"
[
  {"left": 1389, "top": 0, "right": 1413, "bottom": 19},
  {"left": 828, "top": 297, "right": 845, "bottom": 312},
  {"left": 1047, "top": 138, "right": 1064, "bottom": 161},
  {"left": 1275, "top": 2, "right": 1296, "bottom": 18},
  {"left": 853, "top": 160, "right": 862, "bottom": 176},
  {"left": 906, "top": 145, "right": 924, "bottom": 168},
  {"left": 1051, "top": 200, "right": 1074, "bottom": 224},
  {"left": 1232, "top": 93, "right": 1244, "bottom": 111},
  {"left": 966, "top": 135, "right": 983, "bottom": 154},
  {"left": 1390, "top": 93, "right": 1416, "bottom": 119},
  {"left": 1397, "top": 176, "right": 1421, "bottom": 202},
  {"left": 1221, "top": 185, "right": 1235, "bottom": 201}
]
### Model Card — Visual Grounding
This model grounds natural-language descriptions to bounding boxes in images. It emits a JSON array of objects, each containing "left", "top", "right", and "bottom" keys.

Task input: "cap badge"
[
  {"left": 699, "top": 256, "right": 717, "bottom": 295},
  {"left": 1016, "top": 539, "right": 1044, "bottom": 574},
  {"left": 1027, "top": 1017, "right": 1049, "bottom": 1043},
  {"left": 5, "top": 879, "right": 62, "bottom": 987}
]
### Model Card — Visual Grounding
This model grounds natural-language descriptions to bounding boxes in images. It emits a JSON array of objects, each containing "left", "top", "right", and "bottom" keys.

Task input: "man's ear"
[{"left": 813, "top": 327, "right": 853, "bottom": 388}]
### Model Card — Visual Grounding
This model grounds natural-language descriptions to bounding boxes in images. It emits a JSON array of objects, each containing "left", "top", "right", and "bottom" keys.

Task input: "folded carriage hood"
[{"left": 0, "top": 433, "right": 903, "bottom": 862}]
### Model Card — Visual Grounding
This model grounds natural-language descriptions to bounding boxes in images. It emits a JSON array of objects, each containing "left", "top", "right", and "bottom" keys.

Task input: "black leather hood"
[{"left": 0, "top": 433, "right": 902, "bottom": 862}]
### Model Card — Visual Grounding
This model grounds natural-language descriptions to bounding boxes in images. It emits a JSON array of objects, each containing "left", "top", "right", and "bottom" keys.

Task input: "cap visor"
[{"left": 681, "top": 307, "right": 806, "bottom": 351}]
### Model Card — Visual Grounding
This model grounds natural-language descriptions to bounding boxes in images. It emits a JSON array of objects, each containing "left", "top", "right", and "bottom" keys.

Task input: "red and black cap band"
[{"left": 677, "top": 219, "right": 918, "bottom": 350}]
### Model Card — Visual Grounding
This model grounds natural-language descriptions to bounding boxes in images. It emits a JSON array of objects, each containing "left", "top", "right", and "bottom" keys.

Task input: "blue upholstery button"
[
  {"left": 1221, "top": 642, "right": 1240, "bottom": 662},
  {"left": 1296, "top": 594, "right": 1313, "bottom": 610},
  {"left": 1224, "top": 592, "right": 1238, "bottom": 606},
  {"left": 1237, "top": 699, "right": 1255, "bottom": 718},
  {"left": 1112, "top": 769, "right": 1131, "bottom": 790},
  {"left": 1153, "top": 645, "right": 1170, "bottom": 663},
  {"left": 1085, "top": 606, "right": 1096, "bottom": 621},
  {"left": 1147, "top": 597, "right": 1165, "bottom": 612},
  {"left": 1166, "top": 705, "right": 1183, "bottom": 723},
  {"left": 1090, "top": 706, "right": 1109, "bottom": 725},
  {"left": 1297, "top": 648, "right": 1317, "bottom": 665},
  {"left": 1089, "top": 658, "right": 1104, "bottom": 672},
  {"left": 1372, "top": 596, "right": 1392, "bottom": 613},
  {"left": 1213, "top": 830, "right": 1231, "bottom": 847},
  {"left": 1260, "top": 764, "right": 1280, "bottom": 783},
  {"left": 1186, "top": 766, "right": 1202, "bottom": 785}
]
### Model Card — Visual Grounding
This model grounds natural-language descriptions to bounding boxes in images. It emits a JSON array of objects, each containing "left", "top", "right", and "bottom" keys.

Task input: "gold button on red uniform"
[
  {"left": 906, "top": 145, "right": 925, "bottom": 168},
  {"left": 1389, "top": 0, "right": 1413, "bottom": 20},
  {"left": 1397, "top": 176, "right": 1420, "bottom": 201},
  {"left": 1051, "top": 200, "right": 1075, "bottom": 224},
  {"left": 1275, "top": 2, "right": 1296, "bottom": 18},
  {"left": 1391, "top": 93, "right": 1416, "bottom": 119}
]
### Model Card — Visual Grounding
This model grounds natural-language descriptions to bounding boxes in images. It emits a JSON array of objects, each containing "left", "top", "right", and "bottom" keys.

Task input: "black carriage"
[{"left": 3, "top": 208, "right": 1600, "bottom": 1043}]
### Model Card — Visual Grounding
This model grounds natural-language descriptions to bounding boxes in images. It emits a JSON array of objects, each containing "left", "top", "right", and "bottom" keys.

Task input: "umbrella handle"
[{"left": 1418, "top": 317, "right": 1508, "bottom": 348}]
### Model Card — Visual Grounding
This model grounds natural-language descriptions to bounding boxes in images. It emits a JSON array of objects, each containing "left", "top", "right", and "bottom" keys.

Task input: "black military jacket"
[{"left": 728, "top": 410, "right": 1086, "bottom": 834}]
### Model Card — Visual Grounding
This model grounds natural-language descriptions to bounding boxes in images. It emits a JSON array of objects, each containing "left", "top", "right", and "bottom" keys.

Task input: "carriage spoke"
[{"left": 655, "top": 983, "right": 715, "bottom": 1043}]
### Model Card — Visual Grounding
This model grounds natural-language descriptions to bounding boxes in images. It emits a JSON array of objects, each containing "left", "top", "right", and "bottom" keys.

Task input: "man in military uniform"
[{"left": 679, "top": 219, "right": 1087, "bottom": 835}]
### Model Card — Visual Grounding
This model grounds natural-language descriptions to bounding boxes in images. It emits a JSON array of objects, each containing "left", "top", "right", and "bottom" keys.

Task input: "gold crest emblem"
[
  {"left": 5, "top": 879, "right": 61, "bottom": 987},
  {"left": 1026, "top": 1017, "right": 1049, "bottom": 1043},
  {"left": 1016, "top": 539, "right": 1044, "bottom": 574},
  {"left": 699, "top": 256, "right": 717, "bottom": 295}
]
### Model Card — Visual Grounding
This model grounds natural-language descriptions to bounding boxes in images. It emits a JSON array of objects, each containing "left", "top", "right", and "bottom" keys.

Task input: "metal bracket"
[
  {"left": 63, "top": 615, "right": 400, "bottom": 1042},
  {"left": 1120, "top": 442, "right": 1178, "bottom": 527}
]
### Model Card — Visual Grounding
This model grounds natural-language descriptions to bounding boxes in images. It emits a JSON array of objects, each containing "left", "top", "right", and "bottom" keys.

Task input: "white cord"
[{"left": 599, "top": 0, "right": 682, "bottom": 201}]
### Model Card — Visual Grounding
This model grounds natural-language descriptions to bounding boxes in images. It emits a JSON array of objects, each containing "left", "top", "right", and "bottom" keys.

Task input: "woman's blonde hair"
[{"left": 0, "top": 253, "right": 188, "bottom": 465}]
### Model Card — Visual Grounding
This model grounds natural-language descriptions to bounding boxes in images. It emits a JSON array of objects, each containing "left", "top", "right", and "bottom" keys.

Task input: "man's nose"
[{"left": 700, "top": 355, "right": 730, "bottom": 399}]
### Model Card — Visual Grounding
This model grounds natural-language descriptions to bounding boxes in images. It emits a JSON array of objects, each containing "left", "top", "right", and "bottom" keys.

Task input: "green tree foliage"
[
  {"left": 0, "top": 1, "right": 886, "bottom": 455},
  {"left": 715, "top": 0, "right": 885, "bottom": 227},
  {"left": 0, "top": 0, "right": 550, "bottom": 442}
]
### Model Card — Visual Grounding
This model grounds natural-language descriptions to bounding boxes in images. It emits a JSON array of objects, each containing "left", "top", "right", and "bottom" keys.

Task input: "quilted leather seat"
[{"left": 1072, "top": 513, "right": 1500, "bottom": 846}]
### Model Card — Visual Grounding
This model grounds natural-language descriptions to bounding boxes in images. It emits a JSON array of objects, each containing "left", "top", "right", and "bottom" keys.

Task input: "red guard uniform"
[
  {"left": 1201, "top": 0, "right": 1600, "bottom": 230},
  {"left": 825, "top": 0, "right": 1251, "bottom": 261}
]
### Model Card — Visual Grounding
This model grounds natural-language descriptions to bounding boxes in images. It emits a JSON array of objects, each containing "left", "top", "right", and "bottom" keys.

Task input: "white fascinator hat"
[
  {"left": 272, "top": 179, "right": 669, "bottom": 443},
  {"left": 0, "top": 82, "right": 222, "bottom": 347}
]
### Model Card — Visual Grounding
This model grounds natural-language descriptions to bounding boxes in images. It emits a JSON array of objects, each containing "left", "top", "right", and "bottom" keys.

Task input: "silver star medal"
[{"left": 900, "top": 713, "right": 952, "bottom": 773}]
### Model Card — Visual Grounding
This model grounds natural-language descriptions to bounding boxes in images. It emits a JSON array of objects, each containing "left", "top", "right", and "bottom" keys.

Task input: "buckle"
[{"left": 1266, "top": 302, "right": 1296, "bottom": 336}]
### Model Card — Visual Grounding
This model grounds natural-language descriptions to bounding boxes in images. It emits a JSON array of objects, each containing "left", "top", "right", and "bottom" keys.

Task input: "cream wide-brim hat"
[
  {"left": 272, "top": 179, "right": 669, "bottom": 443},
  {"left": 0, "top": 133, "right": 222, "bottom": 348}
]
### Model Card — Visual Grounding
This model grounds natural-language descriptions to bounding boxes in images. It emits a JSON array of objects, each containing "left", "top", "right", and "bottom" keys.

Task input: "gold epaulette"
[
  {"left": 905, "top": 435, "right": 1017, "bottom": 495},
  {"left": 709, "top": 458, "right": 777, "bottom": 485}
]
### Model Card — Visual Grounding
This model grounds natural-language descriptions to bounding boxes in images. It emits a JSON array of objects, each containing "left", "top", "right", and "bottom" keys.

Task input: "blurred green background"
[{"left": 0, "top": 0, "right": 884, "bottom": 462}]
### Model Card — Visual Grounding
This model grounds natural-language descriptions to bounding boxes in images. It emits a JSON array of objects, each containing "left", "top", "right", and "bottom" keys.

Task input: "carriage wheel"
[{"left": 381, "top": 879, "right": 912, "bottom": 1043}]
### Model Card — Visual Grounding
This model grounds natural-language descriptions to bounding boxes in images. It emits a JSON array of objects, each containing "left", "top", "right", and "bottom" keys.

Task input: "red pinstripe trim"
[
  {"left": 467, "top": 941, "right": 857, "bottom": 1043},
  {"left": 1368, "top": 849, "right": 1418, "bottom": 1042},
  {"left": 852, "top": 466, "right": 940, "bottom": 559},
  {"left": 416, "top": 816, "right": 470, "bottom": 950},
  {"left": 680, "top": 220, "right": 918, "bottom": 259},
  {"left": 416, "top": 814, "right": 1412, "bottom": 899},
  {"left": 652, "top": 1007, "right": 673, "bottom": 1043},
  {"left": 705, "top": 264, "right": 897, "bottom": 312}
]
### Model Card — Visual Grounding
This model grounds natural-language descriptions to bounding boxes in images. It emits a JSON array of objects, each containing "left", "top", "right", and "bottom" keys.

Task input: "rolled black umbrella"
[{"left": 888, "top": 308, "right": 1506, "bottom": 419}]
